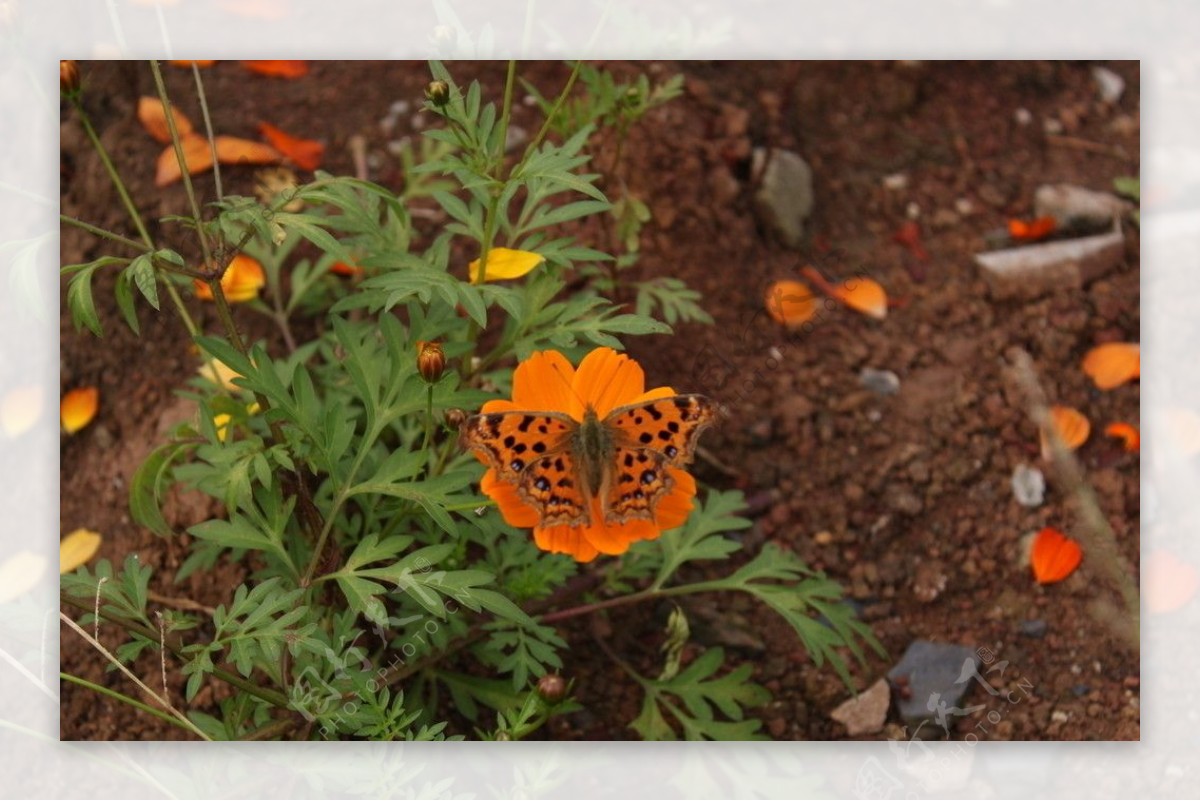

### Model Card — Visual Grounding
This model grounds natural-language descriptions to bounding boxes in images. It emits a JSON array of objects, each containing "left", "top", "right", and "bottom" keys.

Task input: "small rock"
[
  {"left": 911, "top": 560, "right": 948, "bottom": 603},
  {"left": 1091, "top": 65, "right": 1125, "bottom": 104},
  {"left": 1034, "top": 183, "right": 1133, "bottom": 228},
  {"left": 1019, "top": 619, "right": 1048, "bottom": 639},
  {"left": 885, "top": 486, "right": 923, "bottom": 516},
  {"left": 1072, "top": 684, "right": 1092, "bottom": 697},
  {"left": 1051, "top": 709, "right": 1070, "bottom": 724},
  {"left": 830, "top": 678, "right": 890, "bottom": 736},
  {"left": 974, "top": 221, "right": 1124, "bottom": 301},
  {"left": 954, "top": 197, "right": 975, "bottom": 216},
  {"left": 1011, "top": 464, "right": 1046, "bottom": 507},
  {"left": 1043, "top": 117, "right": 1064, "bottom": 135},
  {"left": 888, "top": 641, "right": 981, "bottom": 729},
  {"left": 1013, "top": 107, "right": 1033, "bottom": 126},
  {"left": 752, "top": 147, "right": 814, "bottom": 248},
  {"left": 504, "top": 124, "right": 529, "bottom": 153},
  {"left": 859, "top": 367, "right": 900, "bottom": 396},
  {"left": 905, "top": 201, "right": 921, "bottom": 220},
  {"left": 882, "top": 172, "right": 909, "bottom": 191}
]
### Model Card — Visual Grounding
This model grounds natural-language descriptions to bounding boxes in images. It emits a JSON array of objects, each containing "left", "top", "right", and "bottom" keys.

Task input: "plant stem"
[
  {"left": 422, "top": 384, "right": 435, "bottom": 473},
  {"left": 525, "top": 61, "right": 582, "bottom": 156},
  {"left": 60, "top": 672, "right": 200, "bottom": 736},
  {"left": 240, "top": 716, "right": 299, "bottom": 741},
  {"left": 60, "top": 214, "right": 149, "bottom": 253},
  {"left": 71, "top": 97, "right": 154, "bottom": 248},
  {"left": 190, "top": 62, "right": 223, "bottom": 202}
]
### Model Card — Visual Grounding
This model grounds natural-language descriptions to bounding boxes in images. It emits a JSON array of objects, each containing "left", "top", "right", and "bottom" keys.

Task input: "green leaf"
[
  {"left": 130, "top": 440, "right": 194, "bottom": 537},
  {"left": 65, "top": 260, "right": 111, "bottom": 336},
  {"left": 113, "top": 269, "right": 140, "bottom": 335},
  {"left": 631, "top": 647, "right": 770, "bottom": 741},
  {"left": 129, "top": 253, "right": 160, "bottom": 310}
]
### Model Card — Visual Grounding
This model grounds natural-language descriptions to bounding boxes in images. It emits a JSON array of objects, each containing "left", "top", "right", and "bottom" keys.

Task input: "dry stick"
[
  {"left": 147, "top": 590, "right": 215, "bottom": 615},
  {"left": 1007, "top": 348, "right": 1139, "bottom": 650},
  {"left": 1045, "top": 134, "right": 1133, "bottom": 161},
  {"left": 59, "top": 612, "right": 212, "bottom": 741}
]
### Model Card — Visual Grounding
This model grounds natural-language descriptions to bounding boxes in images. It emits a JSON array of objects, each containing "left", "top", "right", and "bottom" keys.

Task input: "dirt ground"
[{"left": 59, "top": 60, "right": 1140, "bottom": 741}]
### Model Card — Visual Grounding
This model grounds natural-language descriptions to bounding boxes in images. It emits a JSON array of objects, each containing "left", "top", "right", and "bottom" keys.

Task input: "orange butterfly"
[{"left": 461, "top": 394, "right": 716, "bottom": 528}]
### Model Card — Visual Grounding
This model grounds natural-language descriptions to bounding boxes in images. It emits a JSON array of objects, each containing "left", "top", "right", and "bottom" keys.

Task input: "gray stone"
[
  {"left": 752, "top": 147, "right": 814, "bottom": 248},
  {"left": 1011, "top": 463, "right": 1046, "bottom": 507},
  {"left": 1034, "top": 183, "right": 1133, "bottom": 228},
  {"left": 887, "top": 640, "right": 981, "bottom": 730},
  {"left": 831, "top": 678, "right": 890, "bottom": 736},
  {"left": 975, "top": 220, "right": 1124, "bottom": 301},
  {"left": 859, "top": 367, "right": 901, "bottom": 396},
  {"left": 1019, "top": 619, "right": 1048, "bottom": 639}
]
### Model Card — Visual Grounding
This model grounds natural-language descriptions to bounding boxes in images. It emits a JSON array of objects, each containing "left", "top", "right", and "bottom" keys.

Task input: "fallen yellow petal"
[
  {"left": 198, "top": 358, "right": 242, "bottom": 391},
  {"left": 0, "top": 551, "right": 47, "bottom": 602},
  {"left": 61, "top": 386, "right": 100, "bottom": 434},
  {"left": 60, "top": 528, "right": 102, "bottom": 574},
  {"left": 467, "top": 248, "right": 544, "bottom": 284},
  {"left": 1, "top": 384, "right": 43, "bottom": 438}
]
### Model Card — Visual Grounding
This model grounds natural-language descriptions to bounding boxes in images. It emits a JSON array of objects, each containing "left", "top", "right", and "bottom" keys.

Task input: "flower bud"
[
  {"left": 443, "top": 408, "right": 467, "bottom": 430},
  {"left": 416, "top": 340, "right": 445, "bottom": 384},
  {"left": 425, "top": 80, "right": 450, "bottom": 107},
  {"left": 60, "top": 60, "right": 81, "bottom": 96},
  {"left": 536, "top": 673, "right": 567, "bottom": 704}
]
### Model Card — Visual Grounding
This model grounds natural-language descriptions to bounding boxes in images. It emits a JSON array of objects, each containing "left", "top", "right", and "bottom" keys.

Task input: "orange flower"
[
  {"left": 194, "top": 254, "right": 266, "bottom": 303},
  {"left": 477, "top": 348, "right": 698, "bottom": 562}
]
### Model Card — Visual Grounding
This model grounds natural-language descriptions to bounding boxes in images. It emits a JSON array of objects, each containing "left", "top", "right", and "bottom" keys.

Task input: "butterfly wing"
[
  {"left": 605, "top": 394, "right": 717, "bottom": 467},
  {"left": 460, "top": 411, "right": 575, "bottom": 482},
  {"left": 517, "top": 453, "right": 592, "bottom": 527},
  {"left": 605, "top": 446, "right": 674, "bottom": 524}
]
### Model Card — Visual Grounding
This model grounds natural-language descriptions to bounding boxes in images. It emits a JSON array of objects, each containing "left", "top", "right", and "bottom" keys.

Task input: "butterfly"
[{"left": 460, "top": 395, "right": 717, "bottom": 528}]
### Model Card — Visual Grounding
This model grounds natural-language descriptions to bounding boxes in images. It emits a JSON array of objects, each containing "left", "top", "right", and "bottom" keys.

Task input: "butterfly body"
[{"left": 462, "top": 394, "right": 716, "bottom": 529}]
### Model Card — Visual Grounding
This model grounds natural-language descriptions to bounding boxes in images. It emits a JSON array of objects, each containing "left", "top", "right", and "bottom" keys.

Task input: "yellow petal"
[
  {"left": 467, "top": 248, "right": 545, "bottom": 284},
  {"left": 1, "top": 384, "right": 43, "bottom": 438},
  {"left": 214, "top": 413, "right": 233, "bottom": 442},
  {"left": 198, "top": 358, "right": 242, "bottom": 391},
  {"left": 61, "top": 386, "right": 100, "bottom": 434},
  {"left": 0, "top": 551, "right": 48, "bottom": 602},
  {"left": 60, "top": 528, "right": 103, "bottom": 574}
]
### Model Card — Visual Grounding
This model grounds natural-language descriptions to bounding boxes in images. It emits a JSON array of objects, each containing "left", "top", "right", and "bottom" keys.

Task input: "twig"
[
  {"left": 1006, "top": 348, "right": 1139, "bottom": 650},
  {"left": 1045, "top": 134, "right": 1133, "bottom": 161},
  {"left": 147, "top": 590, "right": 215, "bottom": 615}
]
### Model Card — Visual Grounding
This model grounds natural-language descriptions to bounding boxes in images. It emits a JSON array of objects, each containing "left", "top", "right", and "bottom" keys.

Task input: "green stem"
[
  {"left": 422, "top": 384, "right": 435, "bottom": 473},
  {"left": 240, "top": 716, "right": 298, "bottom": 741},
  {"left": 190, "top": 62, "right": 224, "bottom": 202},
  {"left": 60, "top": 214, "right": 149, "bottom": 253},
  {"left": 525, "top": 60, "right": 582, "bottom": 156},
  {"left": 60, "top": 672, "right": 200, "bottom": 736},
  {"left": 71, "top": 97, "right": 153, "bottom": 248}
]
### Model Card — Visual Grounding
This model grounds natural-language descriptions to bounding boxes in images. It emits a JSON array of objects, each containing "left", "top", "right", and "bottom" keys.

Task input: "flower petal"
[
  {"left": 258, "top": 122, "right": 324, "bottom": 171},
  {"left": 60, "top": 528, "right": 102, "bottom": 574},
  {"left": 512, "top": 350, "right": 576, "bottom": 415},
  {"left": 572, "top": 348, "right": 645, "bottom": 418},
  {"left": 1081, "top": 342, "right": 1140, "bottom": 390},
  {"left": 1041, "top": 405, "right": 1090, "bottom": 459},
  {"left": 764, "top": 279, "right": 816, "bottom": 328},
  {"left": 1103, "top": 421, "right": 1140, "bottom": 452},
  {"left": 195, "top": 254, "right": 266, "bottom": 303},
  {"left": 834, "top": 277, "right": 888, "bottom": 320},
  {"left": 156, "top": 133, "right": 214, "bottom": 187},
  {"left": 1030, "top": 527, "right": 1082, "bottom": 584},
  {"left": 61, "top": 386, "right": 99, "bottom": 434},
  {"left": 138, "top": 96, "right": 194, "bottom": 144},
  {"left": 240, "top": 60, "right": 308, "bottom": 79},
  {"left": 481, "top": 469, "right": 541, "bottom": 529},
  {"left": 654, "top": 469, "right": 697, "bottom": 530},
  {"left": 467, "top": 248, "right": 545, "bottom": 284},
  {"left": 213, "top": 135, "right": 283, "bottom": 167}
]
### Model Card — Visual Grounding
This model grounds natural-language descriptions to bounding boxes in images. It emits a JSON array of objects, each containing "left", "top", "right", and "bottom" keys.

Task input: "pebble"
[
  {"left": 1019, "top": 619, "right": 1048, "bottom": 639},
  {"left": 1034, "top": 183, "right": 1133, "bottom": 227},
  {"left": 752, "top": 147, "right": 814, "bottom": 248},
  {"left": 911, "top": 560, "right": 948, "bottom": 603},
  {"left": 885, "top": 486, "right": 923, "bottom": 516},
  {"left": 1014, "top": 107, "right": 1033, "bottom": 126},
  {"left": 1050, "top": 710, "right": 1070, "bottom": 724},
  {"left": 859, "top": 367, "right": 901, "bottom": 396},
  {"left": 888, "top": 641, "right": 981, "bottom": 728},
  {"left": 882, "top": 172, "right": 909, "bottom": 191},
  {"left": 1091, "top": 65, "right": 1125, "bottom": 104},
  {"left": 830, "top": 678, "right": 890, "bottom": 736},
  {"left": 954, "top": 197, "right": 975, "bottom": 216},
  {"left": 1011, "top": 463, "right": 1046, "bottom": 507},
  {"left": 1042, "top": 117, "right": 1064, "bottom": 135}
]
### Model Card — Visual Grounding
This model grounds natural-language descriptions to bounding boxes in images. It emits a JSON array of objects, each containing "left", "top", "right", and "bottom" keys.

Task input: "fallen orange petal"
[
  {"left": 258, "top": 122, "right": 324, "bottom": 171},
  {"left": 1008, "top": 216, "right": 1057, "bottom": 241},
  {"left": 1081, "top": 342, "right": 1140, "bottom": 390},
  {"left": 1030, "top": 527, "right": 1082, "bottom": 584},
  {"left": 1103, "top": 422, "right": 1140, "bottom": 452},
  {"left": 1144, "top": 549, "right": 1199, "bottom": 614},
  {"left": 156, "top": 133, "right": 214, "bottom": 187},
  {"left": 60, "top": 386, "right": 99, "bottom": 434},
  {"left": 834, "top": 277, "right": 888, "bottom": 320},
  {"left": 240, "top": 60, "right": 308, "bottom": 79},
  {"left": 60, "top": 528, "right": 103, "bottom": 574},
  {"left": 194, "top": 254, "right": 266, "bottom": 303},
  {"left": 892, "top": 220, "right": 929, "bottom": 261},
  {"left": 764, "top": 279, "right": 816, "bottom": 329},
  {"left": 1041, "top": 405, "right": 1090, "bottom": 459},
  {"left": 213, "top": 136, "right": 283, "bottom": 167},
  {"left": 138, "top": 96, "right": 195, "bottom": 144}
]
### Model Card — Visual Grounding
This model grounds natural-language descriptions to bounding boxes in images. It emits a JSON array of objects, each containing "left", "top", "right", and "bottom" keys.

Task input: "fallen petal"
[
  {"left": 60, "top": 528, "right": 103, "bottom": 574},
  {"left": 61, "top": 386, "right": 99, "bottom": 434},
  {"left": 138, "top": 96, "right": 195, "bottom": 144}
]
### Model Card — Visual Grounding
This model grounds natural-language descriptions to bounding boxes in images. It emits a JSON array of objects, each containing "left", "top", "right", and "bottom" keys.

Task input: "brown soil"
[{"left": 60, "top": 60, "right": 1140, "bottom": 741}]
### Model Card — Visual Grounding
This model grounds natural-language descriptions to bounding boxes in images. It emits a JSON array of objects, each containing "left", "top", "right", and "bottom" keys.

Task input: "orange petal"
[
  {"left": 156, "top": 133, "right": 214, "bottom": 187},
  {"left": 833, "top": 277, "right": 888, "bottom": 320},
  {"left": 329, "top": 261, "right": 363, "bottom": 277},
  {"left": 61, "top": 386, "right": 99, "bottom": 434},
  {"left": 213, "top": 136, "right": 283, "bottom": 167},
  {"left": 240, "top": 60, "right": 308, "bottom": 79},
  {"left": 1030, "top": 527, "right": 1082, "bottom": 584},
  {"left": 654, "top": 469, "right": 697, "bottom": 530},
  {"left": 481, "top": 470, "right": 541, "bottom": 529},
  {"left": 138, "top": 96, "right": 194, "bottom": 144},
  {"left": 1145, "top": 549, "right": 1199, "bottom": 614},
  {"left": 533, "top": 525, "right": 599, "bottom": 562},
  {"left": 1041, "top": 405, "right": 1090, "bottom": 459},
  {"left": 169, "top": 60, "right": 216, "bottom": 68},
  {"left": 1008, "top": 216, "right": 1057, "bottom": 241},
  {"left": 193, "top": 254, "right": 265, "bottom": 303},
  {"left": 1081, "top": 343, "right": 1140, "bottom": 390},
  {"left": 60, "top": 528, "right": 102, "bottom": 573},
  {"left": 572, "top": 348, "right": 646, "bottom": 419},
  {"left": 504, "top": 351, "right": 576, "bottom": 417},
  {"left": 258, "top": 122, "right": 324, "bottom": 171},
  {"left": 1103, "top": 422, "right": 1140, "bottom": 452},
  {"left": 764, "top": 279, "right": 816, "bottom": 328}
]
